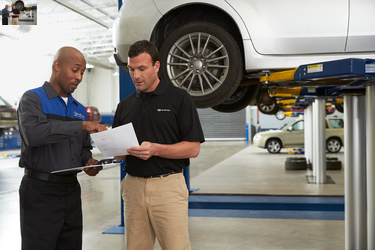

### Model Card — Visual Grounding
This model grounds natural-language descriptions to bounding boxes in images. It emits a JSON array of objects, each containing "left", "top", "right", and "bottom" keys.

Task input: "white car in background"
[
  {"left": 113, "top": 0, "right": 375, "bottom": 113},
  {"left": 253, "top": 117, "right": 344, "bottom": 154}
]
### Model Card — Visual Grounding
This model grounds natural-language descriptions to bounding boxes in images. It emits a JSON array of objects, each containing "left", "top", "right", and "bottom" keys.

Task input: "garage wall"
[
  {"left": 197, "top": 108, "right": 246, "bottom": 140},
  {"left": 75, "top": 67, "right": 119, "bottom": 113}
]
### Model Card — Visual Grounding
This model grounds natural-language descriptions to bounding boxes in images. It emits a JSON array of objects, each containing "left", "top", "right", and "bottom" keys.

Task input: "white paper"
[
  {"left": 51, "top": 162, "right": 120, "bottom": 174},
  {"left": 90, "top": 122, "right": 139, "bottom": 157}
]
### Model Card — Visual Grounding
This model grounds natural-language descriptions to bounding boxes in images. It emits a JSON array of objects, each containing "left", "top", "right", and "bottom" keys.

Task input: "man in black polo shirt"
[
  {"left": 113, "top": 40, "right": 205, "bottom": 250},
  {"left": 11, "top": 4, "right": 20, "bottom": 25}
]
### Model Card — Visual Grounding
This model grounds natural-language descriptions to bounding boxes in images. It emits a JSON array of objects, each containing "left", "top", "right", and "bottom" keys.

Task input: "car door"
[
  {"left": 226, "top": 0, "right": 348, "bottom": 54},
  {"left": 284, "top": 120, "right": 304, "bottom": 147},
  {"left": 345, "top": 0, "right": 375, "bottom": 52}
]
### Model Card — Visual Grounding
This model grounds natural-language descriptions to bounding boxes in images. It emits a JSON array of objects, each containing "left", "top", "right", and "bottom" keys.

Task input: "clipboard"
[{"left": 51, "top": 158, "right": 123, "bottom": 174}]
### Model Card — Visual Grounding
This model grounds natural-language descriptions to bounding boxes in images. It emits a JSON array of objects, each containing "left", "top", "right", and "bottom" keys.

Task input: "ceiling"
[{"left": 1, "top": 0, "right": 120, "bottom": 69}]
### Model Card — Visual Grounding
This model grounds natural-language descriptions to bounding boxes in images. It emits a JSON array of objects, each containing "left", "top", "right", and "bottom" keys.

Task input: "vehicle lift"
[{"left": 260, "top": 58, "right": 375, "bottom": 250}]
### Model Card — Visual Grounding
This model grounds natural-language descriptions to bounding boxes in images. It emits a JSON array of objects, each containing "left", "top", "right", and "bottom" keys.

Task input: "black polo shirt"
[
  {"left": 112, "top": 78, "right": 205, "bottom": 176},
  {"left": 12, "top": 8, "right": 20, "bottom": 18}
]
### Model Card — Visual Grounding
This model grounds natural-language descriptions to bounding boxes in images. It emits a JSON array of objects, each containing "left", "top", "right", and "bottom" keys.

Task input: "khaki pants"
[
  {"left": 122, "top": 172, "right": 191, "bottom": 250},
  {"left": 12, "top": 18, "right": 19, "bottom": 25}
]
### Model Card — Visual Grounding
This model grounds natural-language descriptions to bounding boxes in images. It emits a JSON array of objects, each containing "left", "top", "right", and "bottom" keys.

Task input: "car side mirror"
[{"left": 287, "top": 126, "right": 293, "bottom": 131}]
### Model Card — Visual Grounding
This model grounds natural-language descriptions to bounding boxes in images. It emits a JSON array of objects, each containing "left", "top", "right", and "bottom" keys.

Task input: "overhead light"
[
  {"left": 113, "top": 72, "right": 119, "bottom": 76},
  {"left": 108, "top": 28, "right": 113, "bottom": 31},
  {"left": 86, "top": 63, "right": 94, "bottom": 69}
]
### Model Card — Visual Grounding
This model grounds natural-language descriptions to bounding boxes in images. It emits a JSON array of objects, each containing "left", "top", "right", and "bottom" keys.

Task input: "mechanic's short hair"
[{"left": 128, "top": 40, "right": 159, "bottom": 65}]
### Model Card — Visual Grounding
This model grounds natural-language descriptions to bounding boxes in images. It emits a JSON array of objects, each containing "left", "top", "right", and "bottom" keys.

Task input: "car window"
[
  {"left": 329, "top": 119, "right": 344, "bottom": 128},
  {"left": 292, "top": 121, "right": 304, "bottom": 131},
  {"left": 0, "top": 97, "right": 11, "bottom": 107}
]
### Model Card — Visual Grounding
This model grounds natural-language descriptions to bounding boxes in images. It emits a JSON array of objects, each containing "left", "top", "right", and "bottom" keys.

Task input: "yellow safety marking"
[
  {"left": 277, "top": 99, "right": 297, "bottom": 104},
  {"left": 260, "top": 68, "right": 298, "bottom": 83},
  {"left": 336, "top": 98, "right": 344, "bottom": 103},
  {"left": 269, "top": 87, "right": 302, "bottom": 97}
]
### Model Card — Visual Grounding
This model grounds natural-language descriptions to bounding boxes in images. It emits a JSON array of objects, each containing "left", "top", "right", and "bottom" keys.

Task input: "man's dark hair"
[{"left": 128, "top": 40, "right": 159, "bottom": 65}]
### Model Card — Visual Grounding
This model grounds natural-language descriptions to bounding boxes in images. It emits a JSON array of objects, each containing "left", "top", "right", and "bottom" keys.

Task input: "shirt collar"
[
  {"left": 135, "top": 78, "right": 167, "bottom": 99},
  {"left": 42, "top": 81, "right": 78, "bottom": 105}
]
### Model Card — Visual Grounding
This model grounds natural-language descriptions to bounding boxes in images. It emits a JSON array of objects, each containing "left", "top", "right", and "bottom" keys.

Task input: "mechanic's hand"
[
  {"left": 82, "top": 121, "right": 107, "bottom": 134},
  {"left": 127, "top": 141, "right": 154, "bottom": 160},
  {"left": 83, "top": 158, "right": 103, "bottom": 176}
]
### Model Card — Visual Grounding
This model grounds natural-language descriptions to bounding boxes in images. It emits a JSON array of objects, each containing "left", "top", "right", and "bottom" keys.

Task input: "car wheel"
[
  {"left": 326, "top": 138, "right": 342, "bottom": 153},
  {"left": 285, "top": 159, "right": 307, "bottom": 170},
  {"left": 275, "top": 110, "right": 286, "bottom": 120},
  {"left": 335, "top": 103, "right": 344, "bottom": 113},
  {"left": 257, "top": 102, "right": 280, "bottom": 115},
  {"left": 15, "top": 1, "right": 24, "bottom": 11},
  {"left": 266, "top": 139, "right": 282, "bottom": 153},
  {"left": 159, "top": 22, "right": 243, "bottom": 108},
  {"left": 211, "top": 85, "right": 259, "bottom": 113},
  {"left": 326, "top": 105, "right": 336, "bottom": 115}
]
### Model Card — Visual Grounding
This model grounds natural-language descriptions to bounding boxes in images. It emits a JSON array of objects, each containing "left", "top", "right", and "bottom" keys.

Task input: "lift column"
[
  {"left": 304, "top": 105, "right": 313, "bottom": 166},
  {"left": 312, "top": 99, "right": 327, "bottom": 182},
  {"left": 366, "top": 84, "right": 375, "bottom": 250},
  {"left": 344, "top": 95, "right": 367, "bottom": 250}
]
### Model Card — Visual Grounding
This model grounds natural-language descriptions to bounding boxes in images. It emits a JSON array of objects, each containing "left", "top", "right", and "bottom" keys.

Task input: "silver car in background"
[{"left": 253, "top": 117, "right": 344, "bottom": 154}]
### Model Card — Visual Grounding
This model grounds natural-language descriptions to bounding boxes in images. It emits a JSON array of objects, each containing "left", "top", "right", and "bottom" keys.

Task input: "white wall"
[{"left": 0, "top": 34, "right": 119, "bottom": 114}]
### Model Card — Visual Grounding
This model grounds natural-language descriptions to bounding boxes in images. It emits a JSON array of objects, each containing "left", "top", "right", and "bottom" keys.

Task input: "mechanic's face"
[
  {"left": 128, "top": 52, "right": 160, "bottom": 93},
  {"left": 54, "top": 54, "right": 86, "bottom": 97}
]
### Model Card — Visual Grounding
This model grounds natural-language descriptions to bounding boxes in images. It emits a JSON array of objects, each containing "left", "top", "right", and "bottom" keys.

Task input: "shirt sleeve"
[{"left": 17, "top": 91, "right": 83, "bottom": 147}]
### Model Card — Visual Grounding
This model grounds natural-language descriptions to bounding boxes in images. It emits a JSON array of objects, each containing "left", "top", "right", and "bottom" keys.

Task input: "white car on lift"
[
  {"left": 12, "top": 0, "right": 36, "bottom": 10},
  {"left": 253, "top": 117, "right": 344, "bottom": 154},
  {"left": 113, "top": 0, "right": 375, "bottom": 113}
]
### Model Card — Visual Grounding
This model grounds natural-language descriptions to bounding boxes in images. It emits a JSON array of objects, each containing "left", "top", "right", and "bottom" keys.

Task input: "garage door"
[{"left": 197, "top": 108, "right": 246, "bottom": 140}]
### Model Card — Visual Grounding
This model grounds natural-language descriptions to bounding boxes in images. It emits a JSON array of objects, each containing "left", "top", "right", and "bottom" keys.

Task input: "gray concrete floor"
[{"left": 0, "top": 141, "right": 344, "bottom": 249}]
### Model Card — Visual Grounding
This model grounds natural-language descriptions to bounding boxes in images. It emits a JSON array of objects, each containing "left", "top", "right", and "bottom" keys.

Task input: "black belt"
[
  {"left": 134, "top": 170, "right": 182, "bottom": 179},
  {"left": 24, "top": 169, "right": 77, "bottom": 184}
]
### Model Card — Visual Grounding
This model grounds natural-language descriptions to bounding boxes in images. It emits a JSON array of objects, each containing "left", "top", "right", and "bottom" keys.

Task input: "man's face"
[
  {"left": 5, "top": 5, "right": 8, "bottom": 9},
  {"left": 12, "top": 5, "right": 15, "bottom": 9},
  {"left": 128, "top": 52, "right": 160, "bottom": 93},
  {"left": 55, "top": 55, "right": 86, "bottom": 97}
]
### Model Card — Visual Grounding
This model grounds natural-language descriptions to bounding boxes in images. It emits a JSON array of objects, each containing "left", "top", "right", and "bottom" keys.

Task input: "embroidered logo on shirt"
[
  {"left": 157, "top": 109, "right": 170, "bottom": 112},
  {"left": 74, "top": 111, "right": 85, "bottom": 120}
]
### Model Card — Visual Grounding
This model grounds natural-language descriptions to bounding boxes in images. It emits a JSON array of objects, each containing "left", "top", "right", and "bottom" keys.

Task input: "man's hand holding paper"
[{"left": 90, "top": 122, "right": 139, "bottom": 157}]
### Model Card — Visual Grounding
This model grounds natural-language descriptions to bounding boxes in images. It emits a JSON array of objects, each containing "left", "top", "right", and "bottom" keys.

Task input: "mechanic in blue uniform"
[
  {"left": 113, "top": 40, "right": 205, "bottom": 250},
  {"left": 17, "top": 46, "right": 107, "bottom": 250},
  {"left": 2, "top": 4, "right": 10, "bottom": 25}
]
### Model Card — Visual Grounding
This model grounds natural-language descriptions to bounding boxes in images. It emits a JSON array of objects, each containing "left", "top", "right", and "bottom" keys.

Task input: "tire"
[
  {"left": 286, "top": 157, "right": 306, "bottom": 162},
  {"left": 275, "top": 110, "right": 286, "bottom": 120},
  {"left": 159, "top": 22, "right": 243, "bottom": 108},
  {"left": 211, "top": 85, "right": 259, "bottom": 113},
  {"left": 326, "top": 138, "right": 342, "bottom": 153},
  {"left": 15, "top": 1, "right": 24, "bottom": 11},
  {"left": 326, "top": 106, "right": 336, "bottom": 115},
  {"left": 326, "top": 157, "right": 338, "bottom": 161},
  {"left": 266, "top": 139, "right": 282, "bottom": 154},
  {"left": 257, "top": 102, "right": 279, "bottom": 115},
  {"left": 326, "top": 160, "right": 342, "bottom": 170},
  {"left": 335, "top": 103, "right": 344, "bottom": 113},
  {"left": 285, "top": 159, "right": 307, "bottom": 170}
]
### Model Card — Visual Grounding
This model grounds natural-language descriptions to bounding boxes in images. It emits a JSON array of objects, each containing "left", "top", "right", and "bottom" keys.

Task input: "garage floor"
[{"left": 0, "top": 141, "right": 345, "bottom": 250}]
